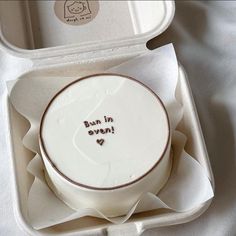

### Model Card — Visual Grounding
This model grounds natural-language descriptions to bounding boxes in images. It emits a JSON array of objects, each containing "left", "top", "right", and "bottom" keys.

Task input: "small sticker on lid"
[{"left": 54, "top": 0, "right": 99, "bottom": 26}]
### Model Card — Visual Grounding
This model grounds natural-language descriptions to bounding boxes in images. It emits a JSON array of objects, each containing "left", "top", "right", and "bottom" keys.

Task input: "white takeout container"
[{"left": 1, "top": 1, "right": 214, "bottom": 235}]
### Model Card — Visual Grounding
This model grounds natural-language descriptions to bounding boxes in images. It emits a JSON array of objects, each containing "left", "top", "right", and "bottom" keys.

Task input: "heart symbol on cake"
[{"left": 96, "top": 139, "right": 105, "bottom": 146}]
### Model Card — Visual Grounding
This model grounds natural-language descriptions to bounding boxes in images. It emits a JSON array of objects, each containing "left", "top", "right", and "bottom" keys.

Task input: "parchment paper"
[{"left": 8, "top": 44, "right": 214, "bottom": 229}]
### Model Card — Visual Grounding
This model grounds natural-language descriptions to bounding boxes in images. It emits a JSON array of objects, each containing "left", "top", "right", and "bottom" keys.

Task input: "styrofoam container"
[
  {"left": 0, "top": 1, "right": 175, "bottom": 59},
  {"left": 1, "top": 0, "right": 214, "bottom": 235}
]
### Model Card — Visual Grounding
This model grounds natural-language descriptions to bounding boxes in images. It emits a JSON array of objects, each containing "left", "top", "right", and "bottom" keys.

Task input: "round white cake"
[{"left": 39, "top": 73, "right": 171, "bottom": 216}]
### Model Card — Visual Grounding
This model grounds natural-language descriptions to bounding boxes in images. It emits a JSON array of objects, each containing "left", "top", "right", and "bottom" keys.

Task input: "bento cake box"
[{"left": 1, "top": 1, "right": 214, "bottom": 235}]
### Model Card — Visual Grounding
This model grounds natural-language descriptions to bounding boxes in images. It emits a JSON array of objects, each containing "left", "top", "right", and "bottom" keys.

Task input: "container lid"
[{"left": 0, "top": 1, "right": 175, "bottom": 58}]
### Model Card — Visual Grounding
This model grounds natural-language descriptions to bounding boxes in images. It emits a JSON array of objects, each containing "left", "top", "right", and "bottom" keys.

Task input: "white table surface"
[{"left": 1, "top": 1, "right": 236, "bottom": 235}]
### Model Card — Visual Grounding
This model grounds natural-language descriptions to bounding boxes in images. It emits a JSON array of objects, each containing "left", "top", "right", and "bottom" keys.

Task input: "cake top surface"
[{"left": 40, "top": 74, "right": 170, "bottom": 189}]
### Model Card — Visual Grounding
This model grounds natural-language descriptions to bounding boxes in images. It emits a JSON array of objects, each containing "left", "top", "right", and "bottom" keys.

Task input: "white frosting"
[{"left": 41, "top": 74, "right": 169, "bottom": 188}]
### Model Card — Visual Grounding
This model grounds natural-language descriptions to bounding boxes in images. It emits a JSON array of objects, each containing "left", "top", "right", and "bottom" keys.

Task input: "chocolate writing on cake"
[{"left": 83, "top": 116, "right": 115, "bottom": 146}]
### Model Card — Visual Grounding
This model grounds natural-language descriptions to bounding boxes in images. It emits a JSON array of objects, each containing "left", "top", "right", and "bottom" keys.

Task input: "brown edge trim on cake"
[{"left": 39, "top": 73, "right": 171, "bottom": 191}]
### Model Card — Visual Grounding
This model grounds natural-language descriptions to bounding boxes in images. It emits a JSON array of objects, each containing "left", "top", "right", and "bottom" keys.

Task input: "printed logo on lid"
[{"left": 54, "top": 0, "right": 99, "bottom": 26}]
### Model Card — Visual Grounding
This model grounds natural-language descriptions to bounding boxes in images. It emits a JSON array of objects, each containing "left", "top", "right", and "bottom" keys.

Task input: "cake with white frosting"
[{"left": 39, "top": 73, "right": 172, "bottom": 216}]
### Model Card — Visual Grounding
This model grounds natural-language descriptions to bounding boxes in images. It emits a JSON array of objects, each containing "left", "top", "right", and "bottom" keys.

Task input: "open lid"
[{"left": 0, "top": 1, "right": 174, "bottom": 59}]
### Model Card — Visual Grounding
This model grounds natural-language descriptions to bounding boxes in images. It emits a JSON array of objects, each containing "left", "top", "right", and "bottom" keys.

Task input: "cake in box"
[
  {"left": 1, "top": 1, "right": 214, "bottom": 235},
  {"left": 39, "top": 73, "right": 172, "bottom": 216}
]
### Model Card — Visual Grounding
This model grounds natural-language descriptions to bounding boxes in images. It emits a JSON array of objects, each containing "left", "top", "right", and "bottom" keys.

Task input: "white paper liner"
[{"left": 8, "top": 44, "right": 214, "bottom": 229}]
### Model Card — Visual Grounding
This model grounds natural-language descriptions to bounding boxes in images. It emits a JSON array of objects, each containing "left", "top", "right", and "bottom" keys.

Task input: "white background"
[{"left": 1, "top": 1, "right": 236, "bottom": 235}]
